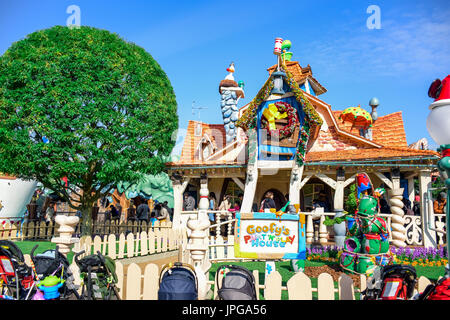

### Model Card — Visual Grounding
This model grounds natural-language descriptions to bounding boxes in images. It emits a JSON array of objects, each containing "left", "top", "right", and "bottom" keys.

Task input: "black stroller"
[
  {"left": 363, "top": 264, "right": 417, "bottom": 300},
  {"left": 30, "top": 244, "right": 80, "bottom": 300},
  {"left": 0, "top": 240, "right": 33, "bottom": 300},
  {"left": 74, "top": 250, "right": 120, "bottom": 300}
]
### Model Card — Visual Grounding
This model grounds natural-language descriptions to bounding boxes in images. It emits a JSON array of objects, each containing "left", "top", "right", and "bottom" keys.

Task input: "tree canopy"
[{"left": 0, "top": 26, "right": 178, "bottom": 232}]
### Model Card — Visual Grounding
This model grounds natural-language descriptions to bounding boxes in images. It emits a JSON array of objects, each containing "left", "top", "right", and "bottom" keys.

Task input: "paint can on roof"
[{"left": 273, "top": 38, "right": 283, "bottom": 55}]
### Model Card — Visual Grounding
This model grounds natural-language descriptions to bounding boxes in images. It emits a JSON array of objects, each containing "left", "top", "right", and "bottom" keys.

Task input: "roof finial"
[{"left": 225, "top": 62, "right": 235, "bottom": 81}]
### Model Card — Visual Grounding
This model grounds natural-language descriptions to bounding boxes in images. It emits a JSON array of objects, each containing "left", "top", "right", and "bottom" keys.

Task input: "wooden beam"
[
  {"left": 232, "top": 177, "right": 245, "bottom": 191},
  {"left": 343, "top": 174, "right": 357, "bottom": 188},
  {"left": 374, "top": 171, "right": 393, "bottom": 189},
  {"left": 315, "top": 173, "right": 337, "bottom": 190},
  {"left": 299, "top": 175, "right": 312, "bottom": 190}
]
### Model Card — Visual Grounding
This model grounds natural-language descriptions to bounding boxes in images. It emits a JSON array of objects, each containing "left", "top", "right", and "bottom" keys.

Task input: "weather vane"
[{"left": 192, "top": 100, "right": 208, "bottom": 121}]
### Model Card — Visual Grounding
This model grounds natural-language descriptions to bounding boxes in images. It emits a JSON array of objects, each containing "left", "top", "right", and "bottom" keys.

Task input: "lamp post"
[{"left": 426, "top": 75, "right": 450, "bottom": 276}]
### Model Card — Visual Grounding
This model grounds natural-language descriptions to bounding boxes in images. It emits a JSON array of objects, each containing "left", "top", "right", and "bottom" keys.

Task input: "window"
[
  {"left": 302, "top": 183, "right": 324, "bottom": 210},
  {"left": 225, "top": 180, "right": 241, "bottom": 206},
  {"left": 194, "top": 122, "right": 202, "bottom": 137}
]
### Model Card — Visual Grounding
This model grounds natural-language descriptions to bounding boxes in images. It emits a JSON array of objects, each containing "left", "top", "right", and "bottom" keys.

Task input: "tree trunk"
[{"left": 81, "top": 204, "right": 94, "bottom": 236}]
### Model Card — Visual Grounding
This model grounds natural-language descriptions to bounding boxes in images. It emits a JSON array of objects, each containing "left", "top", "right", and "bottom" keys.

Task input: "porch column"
[
  {"left": 407, "top": 175, "right": 415, "bottom": 204},
  {"left": 171, "top": 174, "right": 190, "bottom": 230},
  {"left": 241, "top": 129, "right": 258, "bottom": 213},
  {"left": 186, "top": 172, "right": 211, "bottom": 299},
  {"left": 391, "top": 168, "right": 401, "bottom": 190},
  {"left": 333, "top": 168, "right": 345, "bottom": 211},
  {"left": 333, "top": 168, "right": 346, "bottom": 247},
  {"left": 288, "top": 163, "right": 304, "bottom": 207},
  {"left": 418, "top": 169, "right": 437, "bottom": 247}
]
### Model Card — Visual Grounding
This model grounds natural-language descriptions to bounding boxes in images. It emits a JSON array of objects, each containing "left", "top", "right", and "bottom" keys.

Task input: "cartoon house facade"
[{"left": 166, "top": 44, "right": 440, "bottom": 247}]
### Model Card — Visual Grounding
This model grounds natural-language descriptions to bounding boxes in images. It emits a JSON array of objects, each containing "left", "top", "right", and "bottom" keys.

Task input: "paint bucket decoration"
[
  {"left": 375, "top": 254, "right": 392, "bottom": 267},
  {"left": 347, "top": 217, "right": 356, "bottom": 231},
  {"left": 273, "top": 38, "right": 283, "bottom": 55},
  {"left": 281, "top": 40, "right": 293, "bottom": 61},
  {"left": 356, "top": 255, "right": 375, "bottom": 275},
  {"left": 340, "top": 252, "right": 357, "bottom": 272},
  {"left": 379, "top": 233, "right": 390, "bottom": 253},
  {"left": 357, "top": 196, "right": 378, "bottom": 217},
  {"left": 360, "top": 216, "right": 387, "bottom": 234},
  {"left": 347, "top": 220, "right": 361, "bottom": 237},
  {"left": 362, "top": 233, "right": 383, "bottom": 254},
  {"left": 344, "top": 236, "right": 361, "bottom": 253}
]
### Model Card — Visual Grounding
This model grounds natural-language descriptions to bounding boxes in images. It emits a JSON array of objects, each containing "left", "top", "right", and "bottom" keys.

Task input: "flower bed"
[
  {"left": 306, "top": 245, "right": 448, "bottom": 269},
  {"left": 390, "top": 246, "right": 448, "bottom": 267},
  {"left": 306, "top": 246, "right": 343, "bottom": 263}
]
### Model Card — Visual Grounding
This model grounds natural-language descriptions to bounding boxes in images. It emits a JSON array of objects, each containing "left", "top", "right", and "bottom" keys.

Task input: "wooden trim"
[
  {"left": 260, "top": 150, "right": 294, "bottom": 157},
  {"left": 0, "top": 174, "right": 17, "bottom": 180}
]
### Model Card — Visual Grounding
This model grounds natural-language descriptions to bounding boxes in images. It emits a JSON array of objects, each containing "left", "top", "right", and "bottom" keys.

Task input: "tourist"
[
  {"left": 238, "top": 193, "right": 244, "bottom": 205},
  {"left": 379, "top": 194, "right": 390, "bottom": 213},
  {"left": 137, "top": 200, "right": 150, "bottom": 222},
  {"left": 228, "top": 200, "right": 241, "bottom": 218},
  {"left": 149, "top": 211, "right": 157, "bottom": 226},
  {"left": 413, "top": 195, "right": 421, "bottom": 216},
  {"left": 208, "top": 192, "right": 217, "bottom": 222},
  {"left": 433, "top": 192, "right": 447, "bottom": 214},
  {"left": 44, "top": 201, "right": 55, "bottom": 224},
  {"left": 114, "top": 202, "right": 122, "bottom": 221},
  {"left": 260, "top": 191, "right": 276, "bottom": 212},
  {"left": 402, "top": 196, "right": 414, "bottom": 215},
  {"left": 218, "top": 194, "right": 231, "bottom": 215},
  {"left": 314, "top": 191, "right": 331, "bottom": 212},
  {"left": 109, "top": 204, "right": 120, "bottom": 220},
  {"left": 156, "top": 203, "right": 170, "bottom": 223},
  {"left": 183, "top": 192, "right": 196, "bottom": 211}
]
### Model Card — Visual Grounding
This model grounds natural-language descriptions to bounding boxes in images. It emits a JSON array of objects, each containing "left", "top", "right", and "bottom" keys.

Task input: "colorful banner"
[{"left": 234, "top": 212, "right": 306, "bottom": 260}]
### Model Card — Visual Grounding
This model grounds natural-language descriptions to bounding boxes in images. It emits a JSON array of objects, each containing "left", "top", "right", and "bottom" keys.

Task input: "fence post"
[
  {"left": 264, "top": 271, "right": 282, "bottom": 300},
  {"left": 126, "top": 233, "right": 135, "bottom": 258},
  {"left": 108, "top": 234, "right": 116, "bottom": 259},
  {"left": 287, "top": 272, "right": 312, "bottom": 300},
  {"left": 116, "top": 261, "right": 124, "bottom": 300},
  {"left": 126, "top": 263, "right": 142, "bottom": 300},
  {"left": 142, "top": 263, "right": 159, "bottom": 300},
  {"left": 338, "top": 274, "right": 355, "bottom": 300},
  {"left": 317, "top": 272, "right": 335, "bottom": 300}
]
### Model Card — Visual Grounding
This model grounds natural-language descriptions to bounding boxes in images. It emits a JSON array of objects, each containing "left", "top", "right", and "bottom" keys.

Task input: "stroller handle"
[
  {"left": 74, "top": 250, "right": 86, "bottom": 267},
  {"left": 96, "top": 251, "right": 106, "bottom": 265},
  {"left": 30, "top": 244, "right": 39, "bottom": 262}
]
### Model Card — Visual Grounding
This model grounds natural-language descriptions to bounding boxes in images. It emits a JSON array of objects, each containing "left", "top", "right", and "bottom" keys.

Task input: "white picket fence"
[
  {"left": 72, "top": 228, "right": 188, "bottom": 260},
  {"left": 59, "top": 260, "right": 434, "bottom": 300}
]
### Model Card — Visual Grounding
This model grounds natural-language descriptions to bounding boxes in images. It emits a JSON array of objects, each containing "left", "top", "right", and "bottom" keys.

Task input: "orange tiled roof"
[
  {"left": 305, "top": 146, "right": 439, "bottom": 162},
  {"left": 165, "top": 160, "right": 246, "bottom": 167},
  {"left": 332, "top": 111, "right": 408, "bottom": 148},
  {"left": 267, "top": 61, "right": 327, "bottom": 95},
  {"left": 178, "top": 121, "right": 227, "bottom": 164}
]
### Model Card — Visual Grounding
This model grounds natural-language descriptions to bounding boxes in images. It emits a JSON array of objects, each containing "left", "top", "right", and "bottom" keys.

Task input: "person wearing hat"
[{"left": 434, "top": 192, "right": 447, "bottom": 214}]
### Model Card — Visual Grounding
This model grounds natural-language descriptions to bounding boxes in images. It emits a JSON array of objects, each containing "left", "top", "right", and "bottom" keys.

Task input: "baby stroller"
[
  {"left": 30, "top": 244, "right": 79, "bottom": 300},
  {"left": 0, "top": 240, "right": 33, "bottom": 300},
  {"left": 418, "top": 275, "right": 450, "bottom": 300},
  {"left": 74, "top": 250, "right": 120, "bottom": 300},
  {"left": 158, "top": 262, "right": 198, "bottom": 300},
  {"left": 363, "top": 264, "right": 417, "bottom": 300}
]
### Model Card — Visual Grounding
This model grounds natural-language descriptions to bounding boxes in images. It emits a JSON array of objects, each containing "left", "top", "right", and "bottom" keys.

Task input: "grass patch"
[{"left": 13, "top": 241, "right": 74, "bottom": 264}]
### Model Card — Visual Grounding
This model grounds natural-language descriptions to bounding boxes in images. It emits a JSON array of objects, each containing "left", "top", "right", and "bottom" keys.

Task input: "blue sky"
[{"left": 1, "top": 0, "right": 449, "bottom": 156}]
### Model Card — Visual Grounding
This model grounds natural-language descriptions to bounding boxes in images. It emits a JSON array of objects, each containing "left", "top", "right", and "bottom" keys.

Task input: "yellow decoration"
[{"left": 262, "top": 103, "right": 288, "bottom": 130}]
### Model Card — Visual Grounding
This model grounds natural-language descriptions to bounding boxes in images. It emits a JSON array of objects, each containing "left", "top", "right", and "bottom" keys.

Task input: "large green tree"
[{"left": 0, "top": 26, "right": 178, "bottom": 234}]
